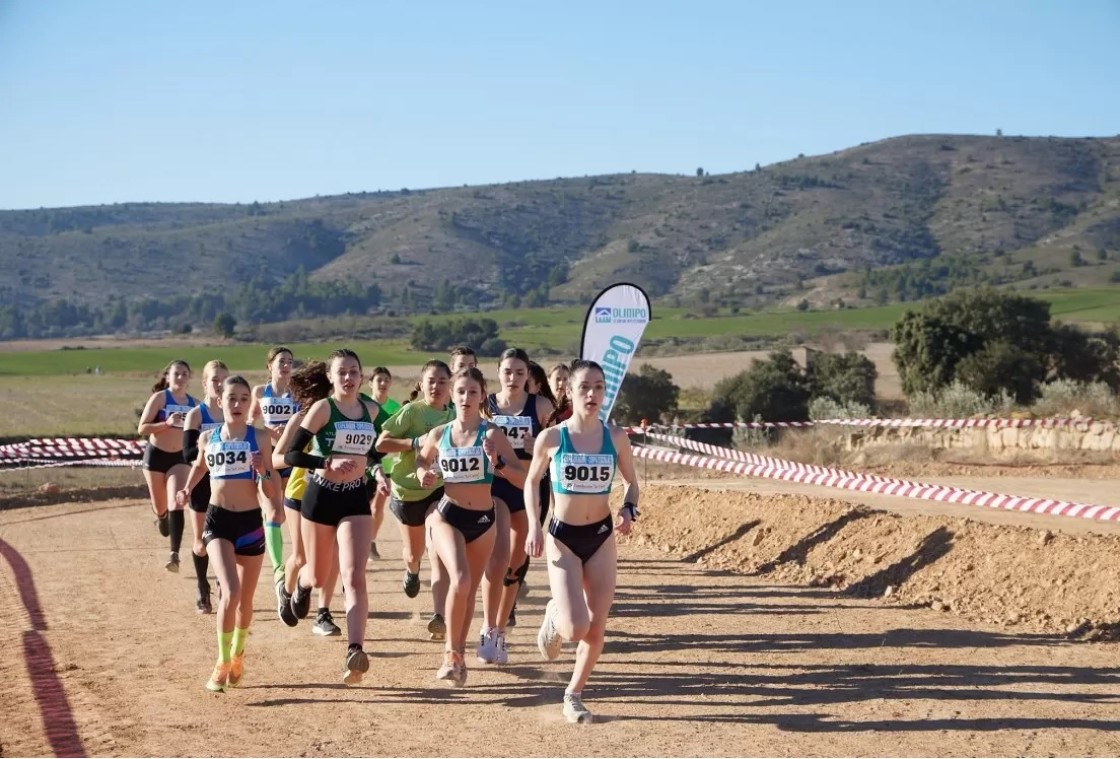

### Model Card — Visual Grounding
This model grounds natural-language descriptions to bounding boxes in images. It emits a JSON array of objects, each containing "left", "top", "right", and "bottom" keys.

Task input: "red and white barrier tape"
[
  {"left": 641, "top": 431, "right": 870, "bottom": 480},
  {"left": 633, "top": 443, "right": 1120, "bottom": 523},
  {"left": 633, "top": 417, "right": 1094, "bottom": 431},
  {"left": 0, "top": 437, "right": 143, "bottom": 460}
]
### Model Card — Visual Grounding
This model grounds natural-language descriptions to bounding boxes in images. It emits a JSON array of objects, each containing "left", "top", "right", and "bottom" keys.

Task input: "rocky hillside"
[{"left": 3, "top": 133, "right": 1119, "bottom": 314}]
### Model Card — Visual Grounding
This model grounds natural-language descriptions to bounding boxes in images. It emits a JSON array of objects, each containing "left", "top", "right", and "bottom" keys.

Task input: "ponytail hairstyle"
[
  {"left": 449, "top": 345, "right": 477, "bottom": 362},
  {"left": 545, "top": 363, "right": 572, "bottom": 426},
  {"left": 526, "top": 360, "right": 558, "bottom": 406},
  {"left": 569, "top": 358, "right": 605, "bottom": 381},
  {"left": 327, "top": 348, "right": 361, "bottom": 370},
  {"left": 409, "top": 359, "right": 452, "bottom": 403},
  {"left": 223, "top": 375, "right": 253, "bottom": 393},
  {"left": 290, "top": 360, "right": 331, "bottom": 410},
  {"left": 266, "top": 345, "right": 292, "bottom": 366},
  {"left": 452, "top": 367, "right": 492, "bottom": 419},
  {"left": 498, "top": 347, "right": 531, "bottom": 368},
  {"left": 151, "top": 360, "right": 191, "bottom": 393}
]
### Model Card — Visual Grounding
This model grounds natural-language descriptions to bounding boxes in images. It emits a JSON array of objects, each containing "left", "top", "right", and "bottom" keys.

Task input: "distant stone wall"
[{"left": 844, "top": 421, "right": 1120, "bottom": 454}]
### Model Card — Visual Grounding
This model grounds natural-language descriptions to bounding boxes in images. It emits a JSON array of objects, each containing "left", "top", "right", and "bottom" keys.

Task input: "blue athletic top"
[
  {"left": 156, "top": 389, "right": 197, "bottom": 422},
  {"left": 487, "top": 393, "right": 542, "bottom": 461},
  {"left": 550, "top": 422, "right": 617, "bottom": 496},
  {"left": 198, "top": 404, "right": 222, "bottom": 434},
  {"left": 260, "top": 383, "right": 299, "bottom": 426},
  {"left": 437, "top": 422, "right": 493, "bottom": 485},
  {"left": 205, "top": 426, "right": 260, "bottom": 481}
]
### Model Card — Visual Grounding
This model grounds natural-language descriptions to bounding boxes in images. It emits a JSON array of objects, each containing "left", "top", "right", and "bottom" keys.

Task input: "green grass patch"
[{"left": 3, "top": 290, "right": 1117, "bottom": 379}]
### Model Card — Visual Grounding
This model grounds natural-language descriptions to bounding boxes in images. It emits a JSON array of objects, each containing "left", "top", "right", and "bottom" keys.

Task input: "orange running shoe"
[
  {"left": 227, "top": 653, "right": 244, "bottom": 688},
  {"left": 206, "top": 661, "right": 230, "bottom": 693}
]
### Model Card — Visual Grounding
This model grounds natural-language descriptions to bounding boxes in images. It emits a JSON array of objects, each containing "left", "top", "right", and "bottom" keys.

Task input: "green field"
[{"left": 1, "top": 288, "right": 1117, "bottom": 379}]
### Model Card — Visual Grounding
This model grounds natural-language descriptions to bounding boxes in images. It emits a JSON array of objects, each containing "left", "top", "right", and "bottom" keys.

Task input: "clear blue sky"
[{"left": 1, "top": 0, "right": 1116, "bottom": 209}]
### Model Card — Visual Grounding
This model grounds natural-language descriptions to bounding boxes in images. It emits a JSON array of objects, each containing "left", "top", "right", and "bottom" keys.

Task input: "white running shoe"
[
  {"left": 537, "top": 599, "right": 563, "bottom": 661},
  {"left": 476, "top": 627, "right": 498, "bottom": 663},
  {"left": 563, "top": 692, "right": 592, "bottom": 723},
  {"left": 494, "top": 630, "right": 509, "bottom": 665}
]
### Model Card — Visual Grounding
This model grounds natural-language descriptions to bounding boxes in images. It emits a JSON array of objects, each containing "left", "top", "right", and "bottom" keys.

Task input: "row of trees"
[
  {"left": 0, "top": 268, "right": 383, "bottom": 340},
  {"left": 410, "top": 317, "right": 508, "bottom": 356},
  {"left": 674, "top": 288, "right": 1119, "bottom": 435},
  {"left": 891, "top": 288, "right": 1119, "bottom": 402}
]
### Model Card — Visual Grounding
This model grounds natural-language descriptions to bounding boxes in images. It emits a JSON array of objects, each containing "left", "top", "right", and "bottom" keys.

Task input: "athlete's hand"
[
  {"left": 374, "top": 470, "right": 391, "bottom": 496},
  {"left": 417, "top": 467, "right": 437, "bottom": 489},
  {"left": 168, "top": 412, "right": 186, "bottom": 428},
  {"left": 482, "top": 436, "right": 498, "bottom": 461},
  {"left": 525, "top": 525, "right": 544, "bottom": 559},
  {"left": 615, "top": 510, "right": 634, "bottom": 537},
  {"left": 328, "top": 458, "right": 356, "bottom": 474},
  {"left": 174, "top": 488, "right": 189, "bottom": 508},
  {"left": 251, "top": 451, "right": 265, "bottom": 475},
  {"left": 522, "top": 429, "right": 535, "bottom": 451}
]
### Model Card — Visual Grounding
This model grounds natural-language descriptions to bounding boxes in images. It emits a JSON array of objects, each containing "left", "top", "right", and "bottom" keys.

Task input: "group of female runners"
[{"left": 137, "top": 344, "right": 639, "bottom": 723}]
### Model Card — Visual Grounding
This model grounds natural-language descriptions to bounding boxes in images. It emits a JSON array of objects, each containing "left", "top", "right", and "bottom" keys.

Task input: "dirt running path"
[{"left": 2, "top": 498, "right": 1120, "bottom": 757}]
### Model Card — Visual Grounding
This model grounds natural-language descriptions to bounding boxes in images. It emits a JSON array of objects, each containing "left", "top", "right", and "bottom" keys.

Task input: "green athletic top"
[
  {"left": 381, "top": 400, "right": 454, "bottom": 502},
  {"left": 375, "top": 398, "right": 403, "bottom": 475},
  {"left": 310, "top": 398, "right": 377, "bottom": 459}
]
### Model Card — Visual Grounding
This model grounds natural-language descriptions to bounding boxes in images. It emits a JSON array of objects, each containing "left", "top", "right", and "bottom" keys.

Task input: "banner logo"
[
  {"left": 580, "top": 283, "right": 652, "bottom": 422},
  {"left": 594, "top": 307, "right": 649, "bottom": 324}
]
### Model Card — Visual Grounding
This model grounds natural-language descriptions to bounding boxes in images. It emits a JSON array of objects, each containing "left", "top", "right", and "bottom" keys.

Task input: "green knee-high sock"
[
  {"left": 231, "top": 626, "right": 249, "bottom": 657},
  {"left": 217, "top": 629, "right": 233, "bottom": 663},
  {"left": 265, "top": 522, "right": 284, "bottom": 575}
]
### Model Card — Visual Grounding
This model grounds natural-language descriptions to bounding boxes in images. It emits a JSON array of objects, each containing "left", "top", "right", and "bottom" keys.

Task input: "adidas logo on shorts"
[
  {"left": 597, "top": 524, "right": 609, "bottom": 534},
  {"left": 478, "top": 514, "right": 491, "bottom": 524}
]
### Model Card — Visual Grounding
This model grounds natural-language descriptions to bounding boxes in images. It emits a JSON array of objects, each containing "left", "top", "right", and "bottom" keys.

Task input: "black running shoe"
[
  {"left": 403, "top": 570, "right": 421, "bottom": 599},
  {"left": 196, "top": 590, "right": 212, "bottom": 615},
  {"left": 290, "top": 583, "right": 312, "bottom": 619},
  {"left": 313, "top": 608, "right": 342, "bottom": 637},
  {"left": 507, "top": 606, "right": 517, "bottom": 628},
  {"left": 343, "top": 644, "right": 369, "bottom": 685},
  {"left": 157, "top": 512, "right": 170, "bottom": 537},
  {"left": 277, "top": 579, "right": 299, "bottom": 627}
]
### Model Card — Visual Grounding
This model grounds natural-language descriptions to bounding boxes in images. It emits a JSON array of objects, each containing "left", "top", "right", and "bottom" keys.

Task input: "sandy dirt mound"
[
  {"left": 0, "top": 484, "right": 147, "bottom": 511},
  {"left": 638, "top": 484, "right": 1120, "bottom": 640}
]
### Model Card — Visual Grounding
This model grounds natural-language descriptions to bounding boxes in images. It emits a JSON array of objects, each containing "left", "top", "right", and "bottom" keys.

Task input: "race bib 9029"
[{"left": 333, "top": 421, "right": 375, "bottom": 455}]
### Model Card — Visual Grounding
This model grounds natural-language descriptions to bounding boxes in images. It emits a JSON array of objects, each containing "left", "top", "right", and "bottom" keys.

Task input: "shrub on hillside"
[
  {"left": 410, "top": 317, "right": 504, "bottom": 354},
  {"left": 907, "top": 381, "right": 1014, "bottom": 418},
  {"left": 891, "top": 288, "right": 1120, "bottom": 403},
  {"left": 806, "top": 351, "right": 877, "bottom": 409},
  {"left": 614, "top": 364, "right": 680, "bottom": 425},
  {"left": 808, "top": 397, "right": 873, "bottom": 421},
  {"left": 1032, "top": 379, "right": 1119, "bottom": 418}
]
